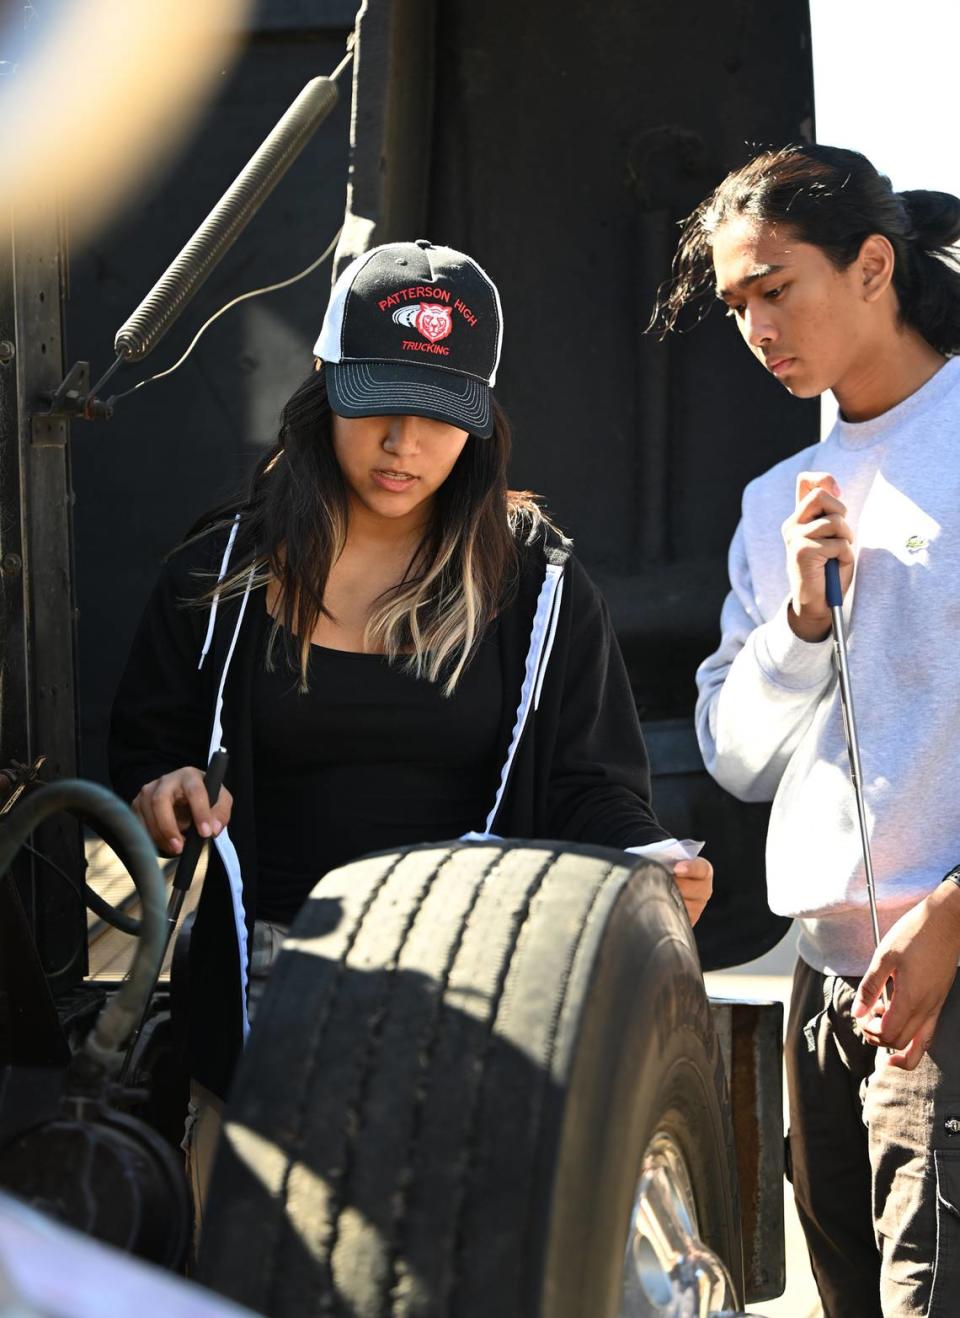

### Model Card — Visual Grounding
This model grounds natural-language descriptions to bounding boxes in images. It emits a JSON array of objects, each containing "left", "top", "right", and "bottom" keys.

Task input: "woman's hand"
[
  {"left": 673, "top": 857, "right": 713, "bottom": 927},
  {"left": 782, "top": 471, "right": 855, "bottom": 642},
  {"left": 132, "top": 766, "right": 233, "bottom": 856},
  {"left": 853, "top": 883, "right": 960, "bottom": 1070}
]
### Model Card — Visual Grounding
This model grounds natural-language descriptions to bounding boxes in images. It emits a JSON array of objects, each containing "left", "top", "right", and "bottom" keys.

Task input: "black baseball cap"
[{"left": 314, "top": 239, "right": 503, "bottom": 438}]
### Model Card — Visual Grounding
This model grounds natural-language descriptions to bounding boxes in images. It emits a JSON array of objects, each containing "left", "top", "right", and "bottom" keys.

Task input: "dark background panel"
[
  {"left": 67, "top": 3, "right": 356, "bottom": 784},
  {"left": 426, "top": 0, "right": 818, "bottom": 720}
]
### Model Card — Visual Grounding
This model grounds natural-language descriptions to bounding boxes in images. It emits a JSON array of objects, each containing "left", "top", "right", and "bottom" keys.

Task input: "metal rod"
[
  {"left": 826, "top": 558, "right": 891, "bottom": 1036},
  {"left": 118, "top": 747, "right": 229, "bottom": 1084},
  {"left": 826, "top": 559, "right": 882, "bottom": 950}
]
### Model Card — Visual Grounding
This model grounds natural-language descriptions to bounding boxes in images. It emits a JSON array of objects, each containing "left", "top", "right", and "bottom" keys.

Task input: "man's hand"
[
  {"left": 782, "top": 472, "right": 855, "bottom": 642},
  {"left": 852, "top": 883, "right": 960, "bottom": 1070},
  {"left": 673, "top": 857, "right": 713, "bottom": 927},
  {"left": 133, "top": 766, "right": 234, "bottom": 856}
]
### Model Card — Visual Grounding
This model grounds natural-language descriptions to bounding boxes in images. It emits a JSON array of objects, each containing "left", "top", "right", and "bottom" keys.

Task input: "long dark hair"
[
  {"left": 652, "top": 143, "right": 960, "bottom": 354},
  {"left": 188, "top": 365, "right": 546, "bottom": 693}
]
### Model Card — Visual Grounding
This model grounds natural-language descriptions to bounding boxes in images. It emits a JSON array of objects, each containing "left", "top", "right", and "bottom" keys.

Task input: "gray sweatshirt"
[{"left": 697, "top": 358, "right": 960, "bottom": 975}]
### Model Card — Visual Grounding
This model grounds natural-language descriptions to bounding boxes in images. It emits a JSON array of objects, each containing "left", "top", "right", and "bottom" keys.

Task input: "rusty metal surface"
[
  {"left": 709, "top": 996, "right": 786, "bottom": 1304},
  {"left": 0, "top": 198, "right": 87, "bottom": 987}
]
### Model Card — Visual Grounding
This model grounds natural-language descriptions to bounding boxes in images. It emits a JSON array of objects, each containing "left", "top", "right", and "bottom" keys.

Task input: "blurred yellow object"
[{"left": 0, "top": 0, "right": 252, "bottom": 245}]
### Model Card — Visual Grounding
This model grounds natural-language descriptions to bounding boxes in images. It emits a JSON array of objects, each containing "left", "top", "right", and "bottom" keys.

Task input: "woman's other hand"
[
  {"left": 672, "top": 857, "right": 713, "bottom": 927},
  {"left": 132, "top": 766, "right": 234, "bottom": 856}
]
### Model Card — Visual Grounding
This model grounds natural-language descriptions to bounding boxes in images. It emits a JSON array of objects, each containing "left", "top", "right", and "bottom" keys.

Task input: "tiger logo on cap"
[{"left": 393, "top": 303, "right": 454, "bottom": 344}]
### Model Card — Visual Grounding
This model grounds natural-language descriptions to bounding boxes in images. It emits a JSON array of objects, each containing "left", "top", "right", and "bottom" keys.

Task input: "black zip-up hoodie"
[{"left": 110, "top": 520, "right": 671, "bottom": 1099}]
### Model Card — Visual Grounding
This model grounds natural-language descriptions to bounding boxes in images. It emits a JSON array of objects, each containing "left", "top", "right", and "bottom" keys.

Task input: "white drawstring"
[{"left": 198, "top": 514, "right": 241, "bottom": 670}]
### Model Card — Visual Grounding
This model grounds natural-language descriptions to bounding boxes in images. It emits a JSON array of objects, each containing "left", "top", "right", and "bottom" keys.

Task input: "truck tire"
[{"left": 199, "top": 840, "right": 742, "bottom": 1316}]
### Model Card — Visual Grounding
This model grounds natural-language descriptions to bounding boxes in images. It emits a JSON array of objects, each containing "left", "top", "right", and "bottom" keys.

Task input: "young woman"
[
  {"left": 110, "top": 239, "right": 712, "bottom": 1219},
  {"left": 656, "top": 144, "right": 960, "bottom": 1317}
]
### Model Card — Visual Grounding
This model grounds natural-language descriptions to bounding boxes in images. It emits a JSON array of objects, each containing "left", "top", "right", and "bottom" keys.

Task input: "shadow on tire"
[{"left": 199, "top": 840, "right": 743, "bottom": 1317}]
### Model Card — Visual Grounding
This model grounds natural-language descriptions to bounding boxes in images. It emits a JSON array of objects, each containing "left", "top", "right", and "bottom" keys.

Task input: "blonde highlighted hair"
[{"left": 187, "top": 366, "right": 547, "bottom": 694}]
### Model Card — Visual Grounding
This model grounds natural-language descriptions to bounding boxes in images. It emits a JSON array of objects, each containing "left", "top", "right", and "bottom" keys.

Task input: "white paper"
[{"left": 625, "top": 836, "right": 704, "bottom": 865}]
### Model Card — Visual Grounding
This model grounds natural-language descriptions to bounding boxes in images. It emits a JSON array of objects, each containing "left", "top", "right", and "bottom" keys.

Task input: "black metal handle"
[
  {"left": 172, "top": 748, "right": 229, "bottom": 894},
  {"left": 825, "top": 557, "right": 843, "bottom": 608},
  {"left": 118, "top": 748, "right": 229, "bottom": 1085}
]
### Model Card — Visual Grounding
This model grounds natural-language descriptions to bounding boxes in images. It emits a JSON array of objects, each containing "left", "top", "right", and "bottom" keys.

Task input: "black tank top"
[{"left": 251, "top": 626, "right": 502, "bottom": 923}]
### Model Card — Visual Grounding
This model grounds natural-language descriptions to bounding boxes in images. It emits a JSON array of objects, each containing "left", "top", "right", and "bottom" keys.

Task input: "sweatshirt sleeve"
[
  {"left": 695, "top": 519, "right": 835, "bottom": 803},
  {"left": 545, "top": 557, "right": 670, "bottom": 849},
  {"left": 108, "top": 551, "right": 213, "bottom": 803}
]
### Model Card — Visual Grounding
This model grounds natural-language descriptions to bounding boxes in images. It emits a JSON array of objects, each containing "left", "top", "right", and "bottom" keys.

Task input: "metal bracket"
[
  {"left": 40, "top": 361, "right": 113, "bottom": 421},
  {"left": 0, "top": 755, "right": 48, "bottom": 817}
]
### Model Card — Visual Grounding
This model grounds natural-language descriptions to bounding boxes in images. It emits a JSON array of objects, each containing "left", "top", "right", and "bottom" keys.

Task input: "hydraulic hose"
[
  {"left": 0, "top": 780, "right": 166, "bottom": 1076},
  {"left": 84, "top": 881, "right": 141, "bottom": 937},
  {"left": 114, "top": 73, "right": 340, "bottom": 362}
]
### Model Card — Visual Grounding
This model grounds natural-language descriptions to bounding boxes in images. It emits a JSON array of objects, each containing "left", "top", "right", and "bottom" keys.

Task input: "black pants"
[{"left": 785, "top": 957, "right": 960, "bottom": 1318}]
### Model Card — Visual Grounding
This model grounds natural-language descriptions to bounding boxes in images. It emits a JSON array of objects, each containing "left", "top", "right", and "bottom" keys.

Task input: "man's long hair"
[
  {"left": 652, "top": 142, "right": 960, "bottom": 354},
  {"left": 188, "top": 365, "right": 546, "bottom": 694}
]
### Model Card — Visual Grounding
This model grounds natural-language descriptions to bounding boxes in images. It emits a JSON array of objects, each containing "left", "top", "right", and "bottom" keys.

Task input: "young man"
[{"left": 656, "top": 143, "right": 960, "bottom": 1318}]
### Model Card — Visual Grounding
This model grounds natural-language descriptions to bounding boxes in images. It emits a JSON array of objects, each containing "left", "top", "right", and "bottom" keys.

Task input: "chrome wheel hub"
[{"left": 618, "top": 1131, "right": 738, "bottom": 1317}]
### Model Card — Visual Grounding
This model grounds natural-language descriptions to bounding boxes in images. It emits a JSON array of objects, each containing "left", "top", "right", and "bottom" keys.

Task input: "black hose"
[
  {"left": 22, "top": 837, "right": 143, "bottom": 937},
  {"left": 0, "top": 780, "right": 166, "bottom": 1076},
  {"left": 84, "top": 882, "right": 141, "bottom": 937},
  {"left": 114, "top": 75, "right": 339, "bottom": 362}
]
